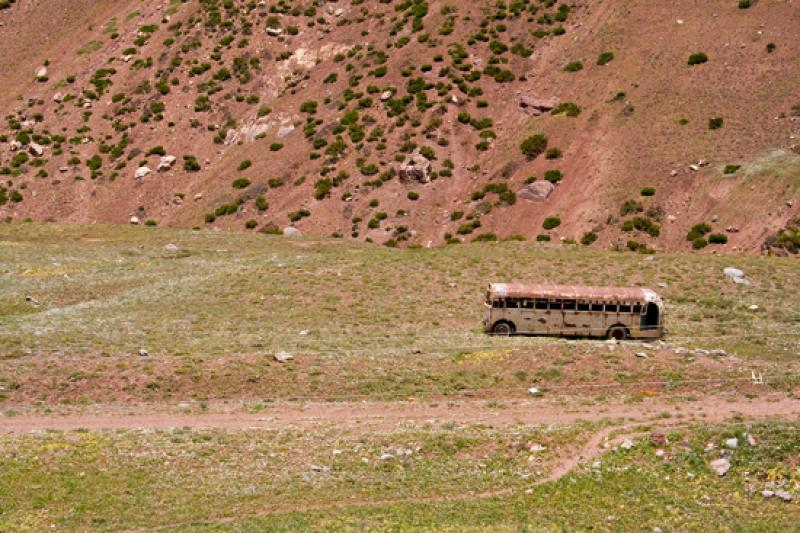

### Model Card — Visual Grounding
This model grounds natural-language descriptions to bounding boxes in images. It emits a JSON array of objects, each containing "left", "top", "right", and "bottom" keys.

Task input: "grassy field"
[
  {"left": 0, "top": 223, "right": 798, "bottom": 404},
  {"left": 1, "top": 223, "right": 799, "bottom": 531},
  {"left": 0, "top": 421, "right": 799, "bottom": 531}
]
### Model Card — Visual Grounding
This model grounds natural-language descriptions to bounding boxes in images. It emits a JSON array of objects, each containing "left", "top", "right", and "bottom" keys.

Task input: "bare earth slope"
[{"left": 0, "top": 0, "right": 798, "bottom": 251}]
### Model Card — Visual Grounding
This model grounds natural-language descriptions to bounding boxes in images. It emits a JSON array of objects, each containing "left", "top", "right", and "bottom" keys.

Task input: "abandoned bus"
[{"left": 483, "top": 283, "right": 664, "bottom": 340}]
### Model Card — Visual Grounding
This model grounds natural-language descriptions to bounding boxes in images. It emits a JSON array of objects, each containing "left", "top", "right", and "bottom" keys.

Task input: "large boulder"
[
  {"left": 399, "top": 151, "right": 433, "bottom": 183},
  {"left": 519, "top": 96, "right": 558, "bottom": 116},
  {"left": 135, "top": 166, "right": 152, "bottom": 179},
  {"left": 283, "top": 226, "right": 302, "bottom": 238},
  {"left": 28, "top": 143, "right": 44, "bottom": 157},
  {"left": 518, "top": 180, "right": 555, "bottom": 202},
  {"left": 157, "top": 156, "right": 177, "bottom": 172}
]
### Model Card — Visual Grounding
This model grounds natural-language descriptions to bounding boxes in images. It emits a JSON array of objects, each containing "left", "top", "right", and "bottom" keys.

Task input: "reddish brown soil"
[{"left": 0, "top": 0, "right": 798, "bottom": 251}]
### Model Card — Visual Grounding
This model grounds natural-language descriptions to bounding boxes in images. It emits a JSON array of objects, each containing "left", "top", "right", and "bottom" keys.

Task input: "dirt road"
[{"left": 3, "top": 392, "right": 799, "bottom": 434}]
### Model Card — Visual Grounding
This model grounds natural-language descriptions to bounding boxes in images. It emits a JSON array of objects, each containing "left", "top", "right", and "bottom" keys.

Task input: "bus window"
[
  {"left": 619, "top": 304, "right": 632, "bottom": 313},
  {"left": 605, "top": 303, "right": 618, "bottom": 313},
  {"left": 591, "top": 303, "right": 603, "bottom": 312},
  {"left": 577, "top": 303, "right": 590, "bottom": 312},
  {"left": 549, "top": 301, "right": 562, "bottom": 311},
  {"left": 562, "top": 300, "right": 576, "bottom": 310},
  {"left": 535, "top": 300, "right": 548, "bottom": 310},
  {"left": 492, "top": 299, "right": 504, "bottom": 309},
  {"left": 632, "top": 303, "right": 642, "bottom": 314},
  {"left": 522, "top": 299, "right": 534, "bottom": 309},
  {"left": 506, "top": 298, "right": 519, "bottom": 309}
]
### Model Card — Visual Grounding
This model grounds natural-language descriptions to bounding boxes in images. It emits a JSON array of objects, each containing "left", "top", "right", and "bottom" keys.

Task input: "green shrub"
[
  {"left": 738, "top": 0, "right": 751, "bottom": 8},
  {"left": 692, "top": 237, "right": 708, "bottom": 249},
  {"left": 255, "top": 196, "right": 269, "bottom": 211},
  {"left": 688, "top": 53, "right": 708, "bottom": 65},
  {"left": 314, "top": 179, "right": 332, "bottom": 200},
  {"left": 238, "top": 160, "right": 252, "bottom": 171},
  {"left": 147, "top": 146, "right": 166, "bottom": 156},
  {"left": 473, "top": 233, "right": 498, "bottom": 242},
  {"left": 723, "top": 164, "right": 741, "bottom": 174},
  {"left": 536, "top": 234, "right": 551, "bottom": 242},
  {"left": 543, "top": 216, "right": 561, "bottom": 230},
  {"left": 581, "top": 231, "right": 598, "bottom": 245},
  {"left": 183, "top": 155, "right": 200, "bottom": 171},
  {"left": 687, "top": 222, "right": 712, "bottom": 241},
  {"left": 300, "top": 100, "right": 318, "bottom": 113},
  {"left": 551, "top": 102, "right": 581, "bottom": 117},
  {"left": 245, "top": 219, "right": 258, "bottom": 229},
  {"left": 232, "top": 178, "right": 251, "bottom": 189},
  {"left": 563, "top": 61, "right": 583, "bottom": 72},
  {"left": 640, "top": 187, "right": 656, "bottom": 196},
  {"left": 269, "top": 143, "right": 284, "bottom": 151},
  {"left": 708, "top": 117, "right": 724, "bottom": 130},
  {"left": 708, "top": 233, "right": 728, "bottom": 244},
  {"left": 597, "top": 51, "right": 615, "bottom": 66},
  {"left": 544, "top": 169, "right": 563, "bottom": 183},
  {"left": 407, "top": 191, "right": 420, "bottom": 201},
  {"left": 520, "top": 134, "right": 548, "bottom": 160}
]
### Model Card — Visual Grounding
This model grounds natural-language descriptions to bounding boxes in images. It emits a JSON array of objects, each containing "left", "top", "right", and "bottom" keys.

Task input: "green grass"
[
  {"left": 0, "top": 422, "right": 592, "bottom": 531},
  {"left": 1, "top": 421, "right": 798, "bottom": 531},
  {"left": 1, "top": 223, "right": 797, "bottom": 361}
]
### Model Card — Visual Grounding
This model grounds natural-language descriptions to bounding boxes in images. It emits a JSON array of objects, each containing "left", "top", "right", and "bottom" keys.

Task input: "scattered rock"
[
  {"left": 650, "top": 432, "right": 667, "bottom": 446},
  {"left": 725, "top": 437, "right": 739, "bottom": 449},
  {"left": 266, "top": 27, "right": 283, "bottom": 36},
  {"left": 654, "top": 449, "right": 665, "bottom": 458},
  {"left": 273, "top": 351, "right": 294, "bottom": 363},
  {"left": 670, "top": 170, "right": 679, "bottom": 177},
  {"left": 135, "top": 166, "right": 152, "bottom": 179},
  {"left": 138, "top": 348, "right": 149, "bottom": 357},
  {"left": 9, "top": 140, "right": 22, "bottom": 151},
  {"left": 380, "top": 453, "right": 395, "bottom": 461},
  {"left": 519, "top": 96, "right": 557, "bottom": 116},
  {"left": 53, "top": 92, "right": 64, "bottom": 103},
  {"left": 748, "top": 304, "right": 760, "bottom": 312},
  {"left": 746, "top": 433, "right": 757, "bottom": 446},
  {"left": 529, "top": 443, "right": 547, "bottom": 452},
  {"left": 398, "top": 150, "right": 433, "bottom": 183},
  {"left": 310, "top": 464, "right": 330, "bottom": 473},
  {"left": 164, "top": 243, "right": 179, "bottom": 252},
  {"left": 620, "top": 439, "right": 634, "bottom": 450},
  {"left": 725, "top": 226, "right": 740, "bottom": 233},
  {"left": 129, "top": 216, "right": 140, "bottom": 225},
  {"left": 658, "top": 282, "right": 668, "bottom": 289},
  {"left": 723, "top": 267, "right": 750, "bottom": 285},
  {"left": 775, "top": 490, "right": 793, "bottom": 502},
  {"left": 28, "top": 143, "right": 44, "bottom": 157},
  {"left": 634, "top": 351, "right": 649, "bottom": 359},
  {"left": 283, "top": 227, "right": 302, "bottom": 238},
  {"left": 25, "top": 295, "right": 40, "bottom": 305},
  {"left": 380, "top": 90, "right": 393, "bottom": 102},
  {"left": 518, "top": 180, "right": 555, "bottom": 202},
  {"left": 35, "top": 66, "right": 48, "bottom": 79},
  {"left": 527, "top": 386, "right": 540, "bottom": 397},
  {"left": 592, "top": 460, "right": 602, "bottom": 470},
  {"left": 709, "top": 457, "right": 731, "bottom": 476},
  {"left": 710, "top": 349, "right": 728, "bottom": 357},
  {"left": 157, "top": 156, "right": 177, "bottom": 172},
  {"left": 762, "top": 490, "right": 775, "bottom": 499}
]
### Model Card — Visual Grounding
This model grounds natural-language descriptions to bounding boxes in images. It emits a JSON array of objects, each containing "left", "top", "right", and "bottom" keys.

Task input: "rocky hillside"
[{"left": 0, "top": 0, "right": 798, "bottom": 252}]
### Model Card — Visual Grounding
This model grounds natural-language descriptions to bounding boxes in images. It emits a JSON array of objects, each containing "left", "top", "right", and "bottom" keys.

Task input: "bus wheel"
[
  {"left": 607, "top": 326, "right": 628, "bottom": 341},
  {"left": 492, "top": 321, "right": 514, "bottom": 336}
]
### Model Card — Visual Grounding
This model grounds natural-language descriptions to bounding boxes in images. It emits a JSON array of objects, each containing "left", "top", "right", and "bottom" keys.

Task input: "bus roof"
[{"left": 487, "top": 283, "right": 661, "bottom": 303}]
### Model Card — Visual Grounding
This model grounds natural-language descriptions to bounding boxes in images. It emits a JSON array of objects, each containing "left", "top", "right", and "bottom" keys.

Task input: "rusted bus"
[{"left": 483, "top": 283, "right": 665, "bottom": 340}]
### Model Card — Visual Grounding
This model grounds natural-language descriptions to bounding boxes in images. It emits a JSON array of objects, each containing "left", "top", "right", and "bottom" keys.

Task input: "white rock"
[
  {"left": 28, "top": 143, "right": 44, "bottom": 157},
  {"left": 529, "top": 444, "right": 547, "bottom": 452},
  {"left": 655, "top": 449, "right": 665, "bottom": 458},
  {"left": 135, "top": 166, "right": 151, "bottom": 179},
  {"left": 723, "top": 267, "right": 744, "bottom": 278},
  {"left": 709, "top": 457, "right": 730, "bottom": 476},
  {"left": 762, "top": 490, "right": 774, "bottom": 498},
  {"left": 620, "top": 439, "right": 634, "bottom": 450},
  {"left": 9, "top": 140, "right": 22, "bottom": 151},
  {"left": 129, "top": 216, "right": 140, "bottom": 225},
  {"left": 775, "top": 490, "right": 793, "bottom": 502},
  {"left": 592, "top": 461, "right": 602, "bottom": 470},
  {"left": 748, "top": 305, "right": 759, "bottom": 312},
  {"left": 157, "top": 156, "right": 177, "bottom": 172},
  {"left": 53, "top": 93, "right": 64, "bottom": 103},
  {"left": 276, "top": 125, "right": 294, "bottom": 138},
  {"left": 380, "top": 453, "right": 395, "bottom": 461},
  {"left": 266, "top": 27, "right": 282, "bottom": 36},
  {"left": 528, "top": 387, "right": 540, "bottom": 397},
  {"left": 138, "top": 348, "right": 149, "bottom": 357},
  {"left": 283, "top": 226, "right": 302, "bottom": 238},
  {"left": 380, "top": 90, "right": 393, "bottom": 102},
  {"left": 273, "top": 351, "right": 294, "bottom": 363},
  {"left": 35, "top": 66, "right": 48, "bottom": 79},
  {"left": 164, "top": 243, "right": 179, "bottom": 252},
  {"left": 725, "top": 438, "right": 738, "bottom": 449},
  {"left": 634, "top": 352, "right": 649, "bottom": 359}
]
